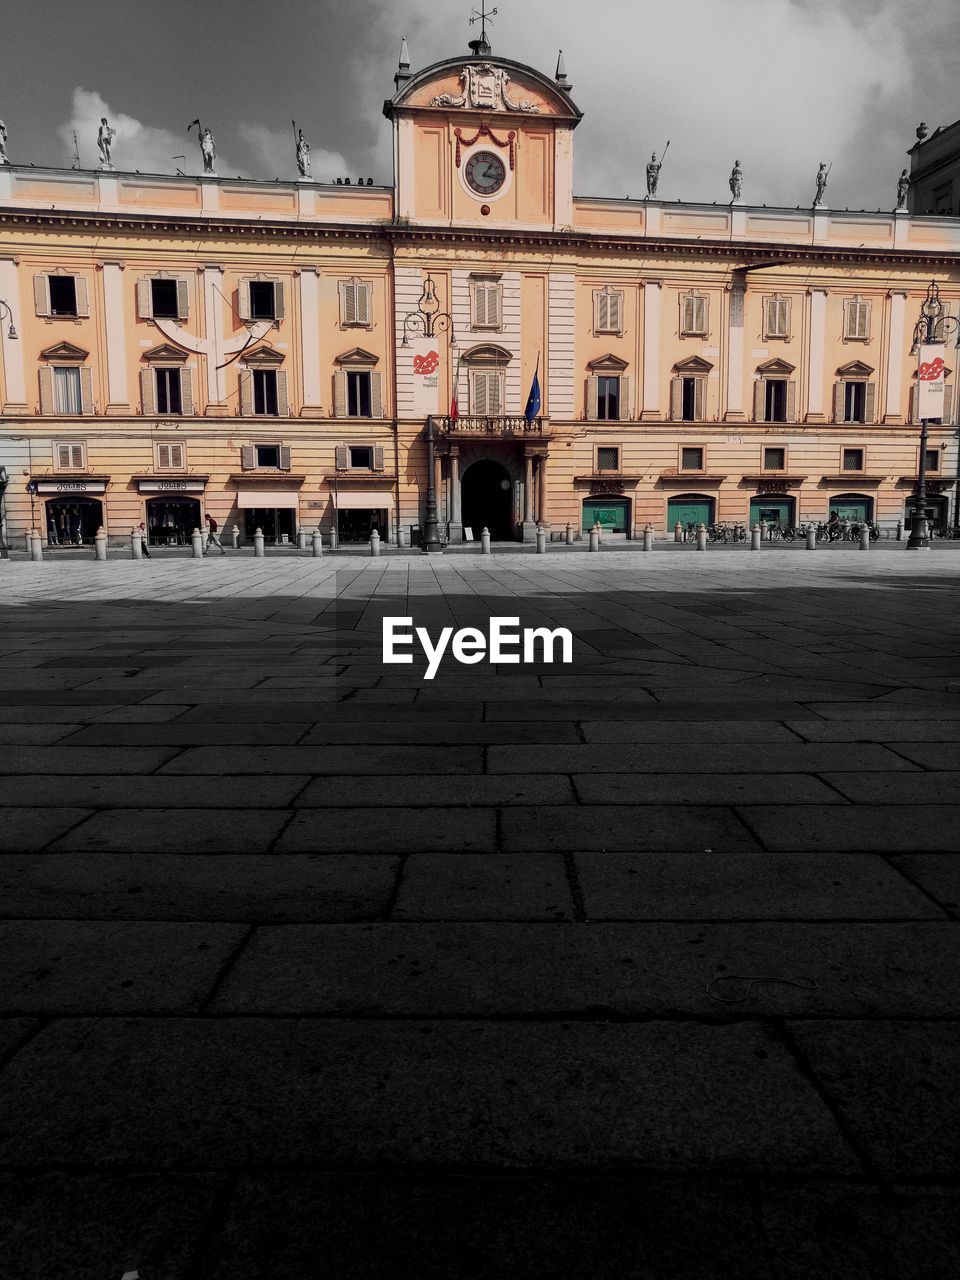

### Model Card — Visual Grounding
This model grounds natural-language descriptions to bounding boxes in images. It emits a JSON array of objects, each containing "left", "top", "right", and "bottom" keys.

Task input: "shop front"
[
  {"left": 826, "top": 493, "right": 874, "bottom": 522},
  {"left": 749, "top": 494, "right": 795, "bottom": 527},
  {"left": 330, "top": 485, "right": 395, "bottom": 544},
  {"left": 235, "top": 480, "right": 303, "bottom": 545},
  {"left": 34, "top": 477, "right": 108, "bottom": 546},
  {"left": 135, "top": 477, "right": 207, "bottom": 546},
  {"left": 666, "top": 494, "right": 716, "bottom": 533},
  {"left": 582, "top": 496, "right": 630, "bottom": 534}
]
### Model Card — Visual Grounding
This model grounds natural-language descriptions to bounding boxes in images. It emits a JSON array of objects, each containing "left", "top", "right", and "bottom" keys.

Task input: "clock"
[{"left": 464, "top": 150, "right": 506, "bottom": 196}]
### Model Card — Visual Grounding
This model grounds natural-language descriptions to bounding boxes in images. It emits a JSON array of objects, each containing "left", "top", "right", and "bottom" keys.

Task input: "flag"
[
  {"left": 524, "top": 355, "right": 541, "bottom": 423},
  {"left": 450, "top": 349, "right": 462, "bottom": 422}
]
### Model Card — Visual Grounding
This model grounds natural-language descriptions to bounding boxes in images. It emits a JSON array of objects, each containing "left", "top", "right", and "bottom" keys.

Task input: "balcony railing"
[{"left": 436, "top": 415, "right": 543, "bottom": 436}]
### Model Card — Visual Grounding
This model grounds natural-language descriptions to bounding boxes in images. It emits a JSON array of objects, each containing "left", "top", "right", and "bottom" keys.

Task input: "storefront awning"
[
  {"left": 334, "top": 490, "right": 394, "bottom": 510},
  {"left": 237, "top": 490, "right": 300, "bottom": 509}
]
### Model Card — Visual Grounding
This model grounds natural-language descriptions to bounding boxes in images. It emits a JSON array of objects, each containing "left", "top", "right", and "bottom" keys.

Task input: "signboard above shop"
[
  {"left": 135, "top": 477, "right": 206, "bottom": 493},
  {"left": 33, "top": 478, "right": 108, "bottom": 495}
]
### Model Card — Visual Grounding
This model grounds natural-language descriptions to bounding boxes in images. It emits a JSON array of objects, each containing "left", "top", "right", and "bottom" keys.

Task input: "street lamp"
[
  {"left": 907, "top": 281, "right": 959, "bottom": 549},
  {"left": 0, "top": 298, "right": 18, "bottom": 340},
  {"left": 400, "top": 277, "right": 456, "bottom": 554}
]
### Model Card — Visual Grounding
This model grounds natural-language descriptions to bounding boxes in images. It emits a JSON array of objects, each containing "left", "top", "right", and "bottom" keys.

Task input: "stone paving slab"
[
  {"left": 503, "top": 805, "right": 762, "bottom": 851},
  {"left": 740, "top": 805, "right": 960, "bottom": 852},
  {"left": 278, "top": 807, "right": 498, "bottom": 853},
  {"left": 296, "top": 774, "right": 577, "bottom": 807},
  {"left": 0, "top": 1018, "right": 858, "bottom": 1174},
  {"left": 47, "top": 807, "right": 293, "bottom": 853},
  {"left": 0, "top": 773, "right": 309, "bottom": 809},
  {"left": 0, "top": 806, "right": 93, "bottom": 850},
  {"left": 573, "top": 772, "right": 842, "bottom": 804},
  {"left": 393, "top": 853, "right": 573, "bottom": 920}
]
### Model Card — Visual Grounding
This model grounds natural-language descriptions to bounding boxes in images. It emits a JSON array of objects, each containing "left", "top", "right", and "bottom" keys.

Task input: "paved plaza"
[{"left": 2, "top": 548, "right": 960, "bottom": 1278}]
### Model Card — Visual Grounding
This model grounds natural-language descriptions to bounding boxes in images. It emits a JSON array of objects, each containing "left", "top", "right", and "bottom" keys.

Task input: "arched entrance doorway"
[
  {"left": 666, "top": 494, "right": 715, "bottom": 536},
  {"left": 827, "top": 493, "right": 874, "bottom": 522},
  {"left": 582, "top": 496, "right": 630, "bottom": 534},
  {"left": 461, "top": 458, "right": 514, "bottom": 540},
  {"left": 45, "top": 498, "right": 103, "bottom": 546},
  {"left": 146, "top": 498, "right": 201, "bottom": 546},
  {"left": 749, "top": 494, "right": 795, "bottom": 527},
  {"left": 904, "top": 494, "right": 948, "bottom": 531}
]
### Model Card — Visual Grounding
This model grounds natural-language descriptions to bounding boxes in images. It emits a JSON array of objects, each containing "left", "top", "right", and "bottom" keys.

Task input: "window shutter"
[
  {"left": 180, "top": 367, "right": 194, "bottom": 416},
  {"left": 356, "top": 282, "right": 371, "bottom": 326},
  {"left": 75, "top": 277, "right": 90, "bottom": 318},
  {"left": 39, "top": 366, "right": 54, "bottom": 414},
  {"left": 279, "top": 445, "right": 292, "bottom": 471},
  {"left": 586, "top": 375, "right": 599, "bottom": 420},
  {"left": 273, "top": 281, "right": 285, "bottom": 322},
  {"left": 786, "top": 380, "right": 797, "bottom": 423},
  {"left": 753, "top": 379, "right": 765, "bottom": 421},
  {"left": 670, "top": 377, "right": 683, "bottom": 421},
  {"left": 333, "top": 370, "right": 347, "bottom": 417},
  {"left": 237, "top": 278, "right": 252, "bottom": 322},
  {"left": 620, "top": 375, "right": 632, "bottom": 421},
  {"left": 239, "top": 370, "right": 253, "bottom": 416},
  {"left": 34, "top": 274, "right": 51, "bottom": 317},
  {"left": 694, "top": 377, "right": 705, "bottom": 421},
  {"left": 488, "top": 284, "right": 501, "bottom": 329},
  {"left": 608, "top": 291, "right": 622, "bottom": 333},
  {"left": 79, "top": 366, "right": 94, "bottom": 415},
  {"left": 373, "top": 445, "right": 385, "bottom": 472},
  {"left": 696, "top": 296, "right": 707, "bottom": 334},
  {"left": 864, "top": 381, "right": 877, "bottom": 424},
  {"left": 339, "top": 281, "right": 356, "bottom": 326},
  {"left": 140, "top": 368, "right": 156, "bottom": 416},
  {"left": 370, "top": 371, "right": 383, "bottom": 418},
  {"left": 594, "top": 290, "right": 607, "bottom": 333},
  {"left": 833, "top": 381, "right": 844, "bottom": 422},
  {"left": 942, "top": 384, "right": 954, "bottom": 424},
  {"left": 176, "top": 278, "right": 189, "bottom": 320},
  {"left": 137, "top": 279, "right": 153, "bottom": 319},
  {"left": 682, "top": 295, "right": 694, "bottom": 333},
  {"left": 473, "top": 370, "right": 489, "bottom": 415},
  {"left": 275, "top": 369, "right": 289, "bottom": 416},
  {"left": 335, "top": 445, "right": 348, "bottom": 470},
  {"left": 56, "top": 444, "right": 70, "bottom": 469}
]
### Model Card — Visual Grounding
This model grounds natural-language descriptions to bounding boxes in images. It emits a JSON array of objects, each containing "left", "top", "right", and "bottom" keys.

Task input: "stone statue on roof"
[
  {"left": 896, "top": 168, "right": 910, "bottom": 211},
  {"left": 729, "top": 160, "right": 743, "bottom": 203},
  {"left": 97, "top": 117, "right": 116, "bottom": 169},
  {"left": 296, "top": 129, "right": 312, "bottom": 180},
  {"left": 0, "top": 120, "right": 8, "bottom": 165}
]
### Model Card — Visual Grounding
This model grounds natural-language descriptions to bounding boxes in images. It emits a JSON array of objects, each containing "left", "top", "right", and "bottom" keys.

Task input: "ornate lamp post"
[
  {"left": 401, "top": 278, "right": 456, "bottom": 554},
  {"left": 908, "top": 281, "right": 958, "bottom": 549},
  {"left": 0, "top": 298, "right": 18, "bottom": 340}
]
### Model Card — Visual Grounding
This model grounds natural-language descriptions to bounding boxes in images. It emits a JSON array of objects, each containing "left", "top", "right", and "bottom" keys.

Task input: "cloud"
[
  {"left": 238, "top": 123, "right": 351, "bottom": 183},
  {"left": 57, "top": 87, "right": 245, "bottom": 177}
]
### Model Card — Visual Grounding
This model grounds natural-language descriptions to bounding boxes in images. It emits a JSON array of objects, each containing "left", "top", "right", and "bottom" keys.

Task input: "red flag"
[{"left": 449, "top": 349, "right": 462, "bottom": 422}]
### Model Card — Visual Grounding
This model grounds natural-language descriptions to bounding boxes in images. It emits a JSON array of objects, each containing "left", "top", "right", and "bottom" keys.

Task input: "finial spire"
[
  {"left": 555, "top": 49, "right": 571, "bottom": 92},
  {"left": 394, "top": 35, "right": 412, "bottom": 90}
]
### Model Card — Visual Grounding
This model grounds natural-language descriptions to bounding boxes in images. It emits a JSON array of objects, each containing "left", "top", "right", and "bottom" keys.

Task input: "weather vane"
[{"left": 470, "top": 3, "right": 497, "bottom": 38}]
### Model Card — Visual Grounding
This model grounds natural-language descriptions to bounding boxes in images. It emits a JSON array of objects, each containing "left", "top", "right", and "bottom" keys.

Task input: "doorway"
[
  {"left": 243, "top": 507, "right": 296, "bottom": 544},
  {"left": 582, "top": 497, "right": 630, "bottom": 533},
  {"left": 461, "top": 458, "right": 514, "bottom": 541},
  {"left": 827, "top": 494, "right": 873, "bottom": 522},
  {"left": 146, "top": 498, "right": 201, "bottom": 546},
  {"left": 45, "top": 498, "right": 103, "bottom": 546},
  {"left": 904, "top": 495, "right": 947, "bottom": 531},
  {"left": 667, "top": 495, "right": 715, "bottom": 535},
  {"left": 749, "top": 495, "right": 795, "bottom": 527}
]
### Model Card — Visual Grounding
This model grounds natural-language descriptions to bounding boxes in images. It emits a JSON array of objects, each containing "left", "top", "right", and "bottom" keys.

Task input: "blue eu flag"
[{"left": 524, "top": 361, "right": 541, "bottom": 423}]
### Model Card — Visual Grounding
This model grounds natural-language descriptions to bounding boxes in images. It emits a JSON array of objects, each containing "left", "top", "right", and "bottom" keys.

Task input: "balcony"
[{"left": 436, "top": 415, "right": 544, "bottom": 437}]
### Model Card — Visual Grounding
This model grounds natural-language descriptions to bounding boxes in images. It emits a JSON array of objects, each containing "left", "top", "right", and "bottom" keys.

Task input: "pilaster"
[
  {"left": 0, "top": 256, "right": 27, "bottom": 412},
  {"left": 640, "top": 280, "right": 662, "bottom": 421},
  {"left": 101, "top": 261, "right": 129, "bottom": 413},
  {"left": 805, "top": 287, "right": 828, "bottom": 422},
  {"left": 724, "top": 280, "right": 746, "bottom": 421}
]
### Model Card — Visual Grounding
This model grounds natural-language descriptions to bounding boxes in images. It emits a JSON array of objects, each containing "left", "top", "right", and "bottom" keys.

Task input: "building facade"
[{"left": 1, "top": 34, "right": 959, "bottom": 547}]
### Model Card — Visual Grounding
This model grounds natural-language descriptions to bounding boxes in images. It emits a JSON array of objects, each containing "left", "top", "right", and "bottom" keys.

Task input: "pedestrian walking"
[
  {"left": 138, "top": 521, "right": 151, "bottom": 558},
  {"left": 204, "top": 513, "right": 225, "bottom": 555}
]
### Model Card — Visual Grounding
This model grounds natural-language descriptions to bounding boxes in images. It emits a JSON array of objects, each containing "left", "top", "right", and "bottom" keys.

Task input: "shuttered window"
[
  {"left": 597, "top": 376, "right": 620, "bottom": 420},
  {"left": 471, "top": 280, "right": 502, "bottom": 329},
  {"left": 156, "top": 368, "right": 182, "bottom": 415},
  {"left": 156, "top": 443, "right": 185, "bottom": 470},
  {"left": 764, "top": 379, "right": 788, "bottom": 422},
  {"left": 844, "top": 296, "right": 870, "bottom": 340},
  {"left": 763, "top": 296, "right": 791, "bottom": 339},
  {"left": 238, "top": 279, "right": 285, "bottom": 322},
  {"left": 253, "top": 370, "right": 279, "bottom": 415},
  {"left": 681, "top": 294, "right": 707, "bottom": 336},
  {"left": 339, "top": 278, "right": 373, "bottom": 327},
  {"left": 53, "top": 366, "right": 82, "bottom": 414},
  {"left": 471, "top": 369, "right": 503, "bottom": 415},
  {"left": 55, "top": 442, "right": 86, "bottom": 469},
  {"left": 594, "top": 288, "right": 623, "bottom": 334}
]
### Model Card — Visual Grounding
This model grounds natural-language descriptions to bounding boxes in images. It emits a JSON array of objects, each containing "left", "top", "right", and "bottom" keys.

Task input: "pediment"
[
  {"left": 587, "top": 353, "right": 629, "bottom": 372},
  {"left": 836, "top": 360, "right": 875, "bottom": 377},
  {"left": 673, "top": 355, "right": 713, "bottom": 374},
  {"left": 463, "top": 343, "right": 513, "bottom": 365},
  {"left": 389, "top": 55, "right": 580, "bottom": 122},
  {"left": 142, "top": 343, "right": 189, "bottom": 363},
  {"left": 242, "top": 344, "right": 285, "bottom": 367},
  {"left": 41, "top": 342, "right": 88, "bottom": 362},
  {"left": 335, "top": 347, "right": 379, "bottom": 367},
  {"left": 756, "top": 357, "right": 795, "bottom": 375}
]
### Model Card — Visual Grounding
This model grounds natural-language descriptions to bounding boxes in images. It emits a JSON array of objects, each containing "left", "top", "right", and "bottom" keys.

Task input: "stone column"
[
  {"left": 725, "top": 278, "right": 746, "bottom": 420},
  {"left": 0, "top": 256, "right": 27, "bottom": 411},
  {"left": 521, "top": 451, "right": 536, "bottom": 542},
  {"left": 101, "top": 261, "right": 129, "bottom": 413},
  {"left": 885, "top": 291, "right": 908, "bottom": 423},
  {"left": 203, "top": 265, "right": 228, "bottom": 414},
  {"left": 449, "top": 445, "right": 463, "bottom": 541},
  {"left": 299, "top": 267, "right": 322, "bottom": 416},
  {"left": 537, "top": 454, "right": 548, "bottom": 524},
  {"left": 806, "top": 288, "right": 827, "bottom": 422},
  {"left": 640, "top": 280, "right": 662, "bottom": 420}
]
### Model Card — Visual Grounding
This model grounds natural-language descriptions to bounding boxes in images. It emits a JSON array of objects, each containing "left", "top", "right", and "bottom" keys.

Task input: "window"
[
  {"left": 596, "top": 446, "right": 619, "bottom": 472},
  {"left": 842, "top": 447, "right": 864, "bottom": 472},
  {"left": 255, "top": 444, "right": 281, "bottom": 468},
  {"left": 594, "top": 288, "right": 623, "bottom": 335},
  {"left": 34, "top": 274, "right": 89, "bottom": 319},
  {"left": 55, "top": 442, "right": 86, "bottom": 470},
  {"left": 597, "top": 376, "right": 620, "bottom": 421},
  {"left": 681, "top": 293, "right": 707, "bottom": 336},
  {"left": 681, "top": 446, "right": 704, "bottom": 471},
  {"left": 763, "top": 447, "right": 786, "bottom": 471},
  {"left": 471, "top": 279, "right": 503, "bottom": 330},
  {"left": 925, "top": 448, "right": 940, "bottom": 472},
  {"left": 49, "top": 276, "right": 78, "bottom": 317},
  {"left": 347, "top": 371, "right": 372, "bottom": 417},
  {"left": 763, "top": 296, "right": 791, "bottom": 340},
  {"left": 339, "top": 278, "right": 372, "bottom": 327},
  {"left": 138, "top": 277, "right": 189, "bottom": 321},
  {"left": 155, "top": 368, "right": 182, "bottom": 415},
  {"left": 349, "top": 445, "right": 374, "bottom": 469},
  {"left": 337, "top": 445, "right": 385, "bottom": 472},
  {"left": 151, "top": 279, "right": 180, "bottom": 319},
  {"left": 240, "top": 443, "right": 291, "bottom": 472},
  {"left": 764, "top": 379, "right": 787, "bottom": 422},
  {"left": 53, "top": 366, "right": 82, "bottom": 414},
  {"left": 681, "top": 377, "right": 699, "bottom": 421},
  {"left": 156, "top": 442, "right": 185, "bottom": 470},
  {"left": 253, "top": 369, "right": 279, "bottom": 416},
  {"left": 238, "top": 278, "right": 285, "bottom": 323},
  {"left": 844, "top": 381, "right": 866, "bottom": 424},
  {"left": 844, "top": 296, "right": 870, "bottom": 340},
  {"left": 470, "top": 369, "right": 503, "bottom": 415}
]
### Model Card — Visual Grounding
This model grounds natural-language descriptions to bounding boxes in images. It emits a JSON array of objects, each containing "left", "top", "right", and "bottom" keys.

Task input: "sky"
[{"left": 2, "top": 0, "right": 958, "bottom": 210}]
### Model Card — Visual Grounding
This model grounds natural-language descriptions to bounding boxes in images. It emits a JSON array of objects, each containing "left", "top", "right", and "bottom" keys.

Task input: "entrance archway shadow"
[{"left": 461, "top": 458, "right": 514, "bottom": 541}]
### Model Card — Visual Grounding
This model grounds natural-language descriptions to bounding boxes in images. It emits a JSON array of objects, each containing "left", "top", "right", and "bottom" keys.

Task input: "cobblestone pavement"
[{"left": 2, "top": 549, "right": 959, "bottom": 1278}]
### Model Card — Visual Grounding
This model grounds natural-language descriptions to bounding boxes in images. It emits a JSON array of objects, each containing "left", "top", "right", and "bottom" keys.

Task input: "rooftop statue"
[
  {"left": 896, "top": 168, "right": 910, "bottom": 211},
  {"left": 813, "top": 161, "right": 829, "bottom": 207},
  {"left": 0, "top": 120, "right": 8, "bottom": 165},
  {"left": 646, "top": 141, "right": 669, "bottom": 198},
  {"left": 729, "top": 159, "right": 743, "bottom": 203},
  {"left": 296, "top": 128, "right": 312, "bottom": 180},
  {"left": 188, "top": 119, "right": 217, "bottom": 175},
  {"left": 97, "top": 117, "right": 116, "bottom": 169}
]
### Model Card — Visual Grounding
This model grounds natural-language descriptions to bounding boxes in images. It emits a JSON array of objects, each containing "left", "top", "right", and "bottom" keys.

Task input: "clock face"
[{"left": 464, "top": 150, "right": 506, "bottom": 196}]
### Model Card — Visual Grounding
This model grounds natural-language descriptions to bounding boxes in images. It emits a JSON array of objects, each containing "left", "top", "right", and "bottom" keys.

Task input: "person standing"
[
  {"left": 204, "top": 512, "right": 225, "bottom": 555},
  {"left": 138, "top": 521, "right": 151, "bottom": 558}
]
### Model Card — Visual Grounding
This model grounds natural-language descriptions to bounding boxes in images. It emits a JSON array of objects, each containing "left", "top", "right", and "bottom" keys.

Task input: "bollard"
[
  {"left": 588, "top": 527, "right": 600, "bottom": 553},
  {"left": 565, "top": 522, "right": 573, "bottom": 545},
  {"left": 751, "top": 524, "right": 761, "bottom": 551},
  {"left": 859, "top": 524, "right": 870, "bottom": 551},
  {"left": 674, "top": 520, "right": 683, "bottom": 543},
  {"left": 480, "top": 526, "right": 491, "bottom": 554},
  {"left": 94, "top": 527, "right": 107, "bottom": 561},
  {"left": 329, "top": 527, "right": 338, "bottom": 550},
  {"left": 298, "top": 530, "right": 308, "bottom": 551},
  {"left": 643, "top": 524, "right": 653, "bottom": 552},
  {"left": 191, "top": 527, "right": 204, "bottom": 559},
  {"left": 370, "top": 529, "right": 381, "bottom": 558},
  {"left": 231, "top": 524, "right": 240, "bottom": 549},
  {"left": 593, "top": 521, "right": 602, "bottom": 547},
  {"left": 536, "top": 528, "right": 547, "bottom": 554},
  {"left": 24, "top": 531, "right": 32, "bottom": 552},
  {"left": 312, "top": 529, "right": 323, "bottom": 558},
  {"left": 253, "top": 528, "right": 265, "bottom": 558},
  {"left": 759, "top": 519, "right": 768, "bottom": 543},
  {"left": 805, "top": 525, "right": 816, "bottom": 551},
  {"left": 30, "top": 529, "right": 43, "bottom": 562},
  {"left": 895, "top": 519, "right": 903, "bottom": 542},
  {"left": 130, "top": 527, "right": 142, "bottom": 560},
  {"left": 397, "top": 526, "right": 407, "bottom": 549},
  {"left": 696, "top": 523, "right": 707, "bottom": 552}
]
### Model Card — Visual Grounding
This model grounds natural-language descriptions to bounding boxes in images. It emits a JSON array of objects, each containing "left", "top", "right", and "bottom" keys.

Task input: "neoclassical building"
[{"left": 0, "top": 30, "right": 958, "bottom": 546}]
